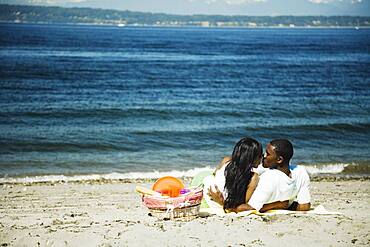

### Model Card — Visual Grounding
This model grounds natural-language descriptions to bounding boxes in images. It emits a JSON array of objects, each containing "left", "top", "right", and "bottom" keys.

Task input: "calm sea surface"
[{"left": 0, "top": 23, "right": 369, "bottom": 179}]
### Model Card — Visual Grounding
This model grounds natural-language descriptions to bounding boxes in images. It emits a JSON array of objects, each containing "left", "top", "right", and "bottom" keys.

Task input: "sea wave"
[
  {"left": 1, "top": 163, "right": 369, "bottom": 184},
  {"left": 0, "top": 167, "right": 213, "bottom": 184},
  {"left": 304, "top": 162, "right": 370, "bottom": 175},
  {"left": 304, "top": 163, "right": 348, "bottom": 174}
]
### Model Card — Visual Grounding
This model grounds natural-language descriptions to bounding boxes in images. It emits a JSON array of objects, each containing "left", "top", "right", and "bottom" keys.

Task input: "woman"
[
  {"left": 207, "top": 137, "right": 262, "bottom": 211},
  {"left": 207, "top": 137, "right": 288, "bottom": 212}
]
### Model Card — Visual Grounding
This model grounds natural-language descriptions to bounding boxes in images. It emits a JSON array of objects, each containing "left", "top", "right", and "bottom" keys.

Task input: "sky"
[{"left": 1, "top": 0, "right": 370, "bottom": 16}]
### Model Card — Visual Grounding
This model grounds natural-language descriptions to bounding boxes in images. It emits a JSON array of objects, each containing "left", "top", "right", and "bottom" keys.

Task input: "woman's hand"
[{"left": 207, "top": 185, "right": 224, "bottom": 206}]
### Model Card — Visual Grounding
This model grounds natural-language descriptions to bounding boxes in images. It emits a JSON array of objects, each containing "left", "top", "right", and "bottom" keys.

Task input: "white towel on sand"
[{"left": 198, "top": 205, "right": 342, "bottom": 217}]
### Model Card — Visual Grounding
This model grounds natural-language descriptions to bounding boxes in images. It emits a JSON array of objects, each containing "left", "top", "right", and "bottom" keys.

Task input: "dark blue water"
[{"left": 0, "top": 23, "right": 370, "bottom": 178}]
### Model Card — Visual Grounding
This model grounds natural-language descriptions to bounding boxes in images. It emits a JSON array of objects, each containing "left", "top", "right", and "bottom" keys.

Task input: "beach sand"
[{"left": 1, "top": 178, "right": 369, "bottom": 246}]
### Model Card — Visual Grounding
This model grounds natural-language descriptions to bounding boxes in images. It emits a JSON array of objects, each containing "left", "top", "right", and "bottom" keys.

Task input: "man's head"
[{"left": 262, "top": 139, "right": 293, "bottom": 168}]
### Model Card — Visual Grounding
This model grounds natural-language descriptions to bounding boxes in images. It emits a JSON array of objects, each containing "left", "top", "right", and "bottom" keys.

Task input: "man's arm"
[
  {"left": 209, "top": 171, "right": 287, "bottom": 213},
  {"left": 297, "top": 203, "right": 311, "bottom": 211},
  {"left": 288, "top": 202, "right": 311, "bottom": 211},
  {"left": 244, "top": 172, "right": 274, "bottom": 212},
  {"left": 292, "top": 167, "right": 311, "bottom": 211},
  {"left": 260, "top": 200, "right": 289, "bottom": 212},
  {"left": 207, "top": 184, "right": 283, "bottom": 212},
  {"left": 230, "top": 200, "right": 289, "bottom": 213}
]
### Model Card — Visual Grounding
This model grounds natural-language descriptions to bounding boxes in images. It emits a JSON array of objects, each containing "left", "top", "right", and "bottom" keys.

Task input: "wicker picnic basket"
[{"left": 142, "top": 187, "right": 203, "bottom": 220}]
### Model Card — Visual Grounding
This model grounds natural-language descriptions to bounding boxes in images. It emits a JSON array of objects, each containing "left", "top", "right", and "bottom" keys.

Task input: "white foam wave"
[
  {"left": 0, "top": 163, "right": 356, "bottom": 184},
  {"left": 303, "top": 163, "right": 348, "bottom": 174},
  {"left": 0, "top": 167, "right": 213, "bottom": 184}
]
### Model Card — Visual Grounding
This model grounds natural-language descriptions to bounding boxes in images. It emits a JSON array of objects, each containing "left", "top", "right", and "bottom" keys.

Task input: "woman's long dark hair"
[{"left": 223, "top": 137, "right": 262, "bottom": 210}]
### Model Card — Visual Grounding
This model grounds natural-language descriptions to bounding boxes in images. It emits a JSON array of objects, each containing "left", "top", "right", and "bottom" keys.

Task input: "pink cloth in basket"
[{"left": 142, "top": 188, "right": 203, "bottom": 210}]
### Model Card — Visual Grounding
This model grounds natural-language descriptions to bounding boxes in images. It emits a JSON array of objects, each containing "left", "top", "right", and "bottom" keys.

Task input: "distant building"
[{"left": 201, "top": 21, "right": 210, "bottom": 27}]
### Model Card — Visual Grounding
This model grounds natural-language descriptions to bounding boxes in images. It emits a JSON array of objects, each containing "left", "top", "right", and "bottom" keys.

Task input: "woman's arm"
[
  {"left": 209, "top": 172, "right": 260, "bottom": 211},
  {"left": 213, "top": 156, "right": 231, "bottom": 175},
  {"left": 222, "top": 173, "right": 260, "bottom": 213},
  {"left": 245, "top": 173, "right": 259, "bottom": 203}
]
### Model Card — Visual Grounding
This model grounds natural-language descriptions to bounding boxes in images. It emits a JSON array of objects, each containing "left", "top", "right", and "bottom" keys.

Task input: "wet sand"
[{"left": 0, "top": 179, "right": 369, "bottom": 246}]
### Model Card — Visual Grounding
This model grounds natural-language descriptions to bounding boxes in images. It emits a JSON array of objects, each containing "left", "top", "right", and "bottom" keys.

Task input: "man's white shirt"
[{"left": 249, "top": 164, "right": 311, "bottom": 211}]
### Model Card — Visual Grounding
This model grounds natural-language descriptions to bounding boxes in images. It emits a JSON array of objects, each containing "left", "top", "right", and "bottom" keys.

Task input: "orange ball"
[{"left": 152, "top": 176, "right": 185, "bottom": 197}]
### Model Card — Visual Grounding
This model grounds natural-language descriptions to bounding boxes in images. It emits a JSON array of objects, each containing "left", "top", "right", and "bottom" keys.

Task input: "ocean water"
[{"left": 0, "top": 23, "right": 369, "bottom": 182}]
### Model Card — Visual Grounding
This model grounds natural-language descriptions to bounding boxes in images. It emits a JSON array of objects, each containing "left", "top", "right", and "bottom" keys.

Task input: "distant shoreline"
[
  {"left": 1, "top": 20, "right": 369, "bottom": 29},
  {"left": 1, "top": 4, "right": 369, "bottom": 29}
]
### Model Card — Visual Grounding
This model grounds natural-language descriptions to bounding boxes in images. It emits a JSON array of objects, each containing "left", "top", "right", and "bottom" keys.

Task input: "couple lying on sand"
[{"left": 201, "top": 137, "right": 311, "bottom": 213}]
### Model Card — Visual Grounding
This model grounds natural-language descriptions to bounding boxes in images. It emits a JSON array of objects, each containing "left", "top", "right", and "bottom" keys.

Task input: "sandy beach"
[{"left": 1, "top": 178, "right": 369, "bottom": 247}]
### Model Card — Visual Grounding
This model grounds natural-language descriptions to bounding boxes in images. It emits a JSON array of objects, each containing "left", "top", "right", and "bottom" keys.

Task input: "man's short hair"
[{"left": 270, "top": 139, "right": 294, "bottom": 163}]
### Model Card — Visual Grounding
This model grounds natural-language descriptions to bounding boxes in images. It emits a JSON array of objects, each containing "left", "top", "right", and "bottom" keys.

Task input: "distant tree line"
[{"left": 0, "top": 4, "right": 369, "bottom": 27}]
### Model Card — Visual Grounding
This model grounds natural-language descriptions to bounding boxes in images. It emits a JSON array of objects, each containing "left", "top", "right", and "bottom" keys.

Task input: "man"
[
  {"left": 246, "top": 139, "right": 311, "bottom": 212},
  {"left": 209, "top": 139, "right": 311, "bottom": 212}
]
